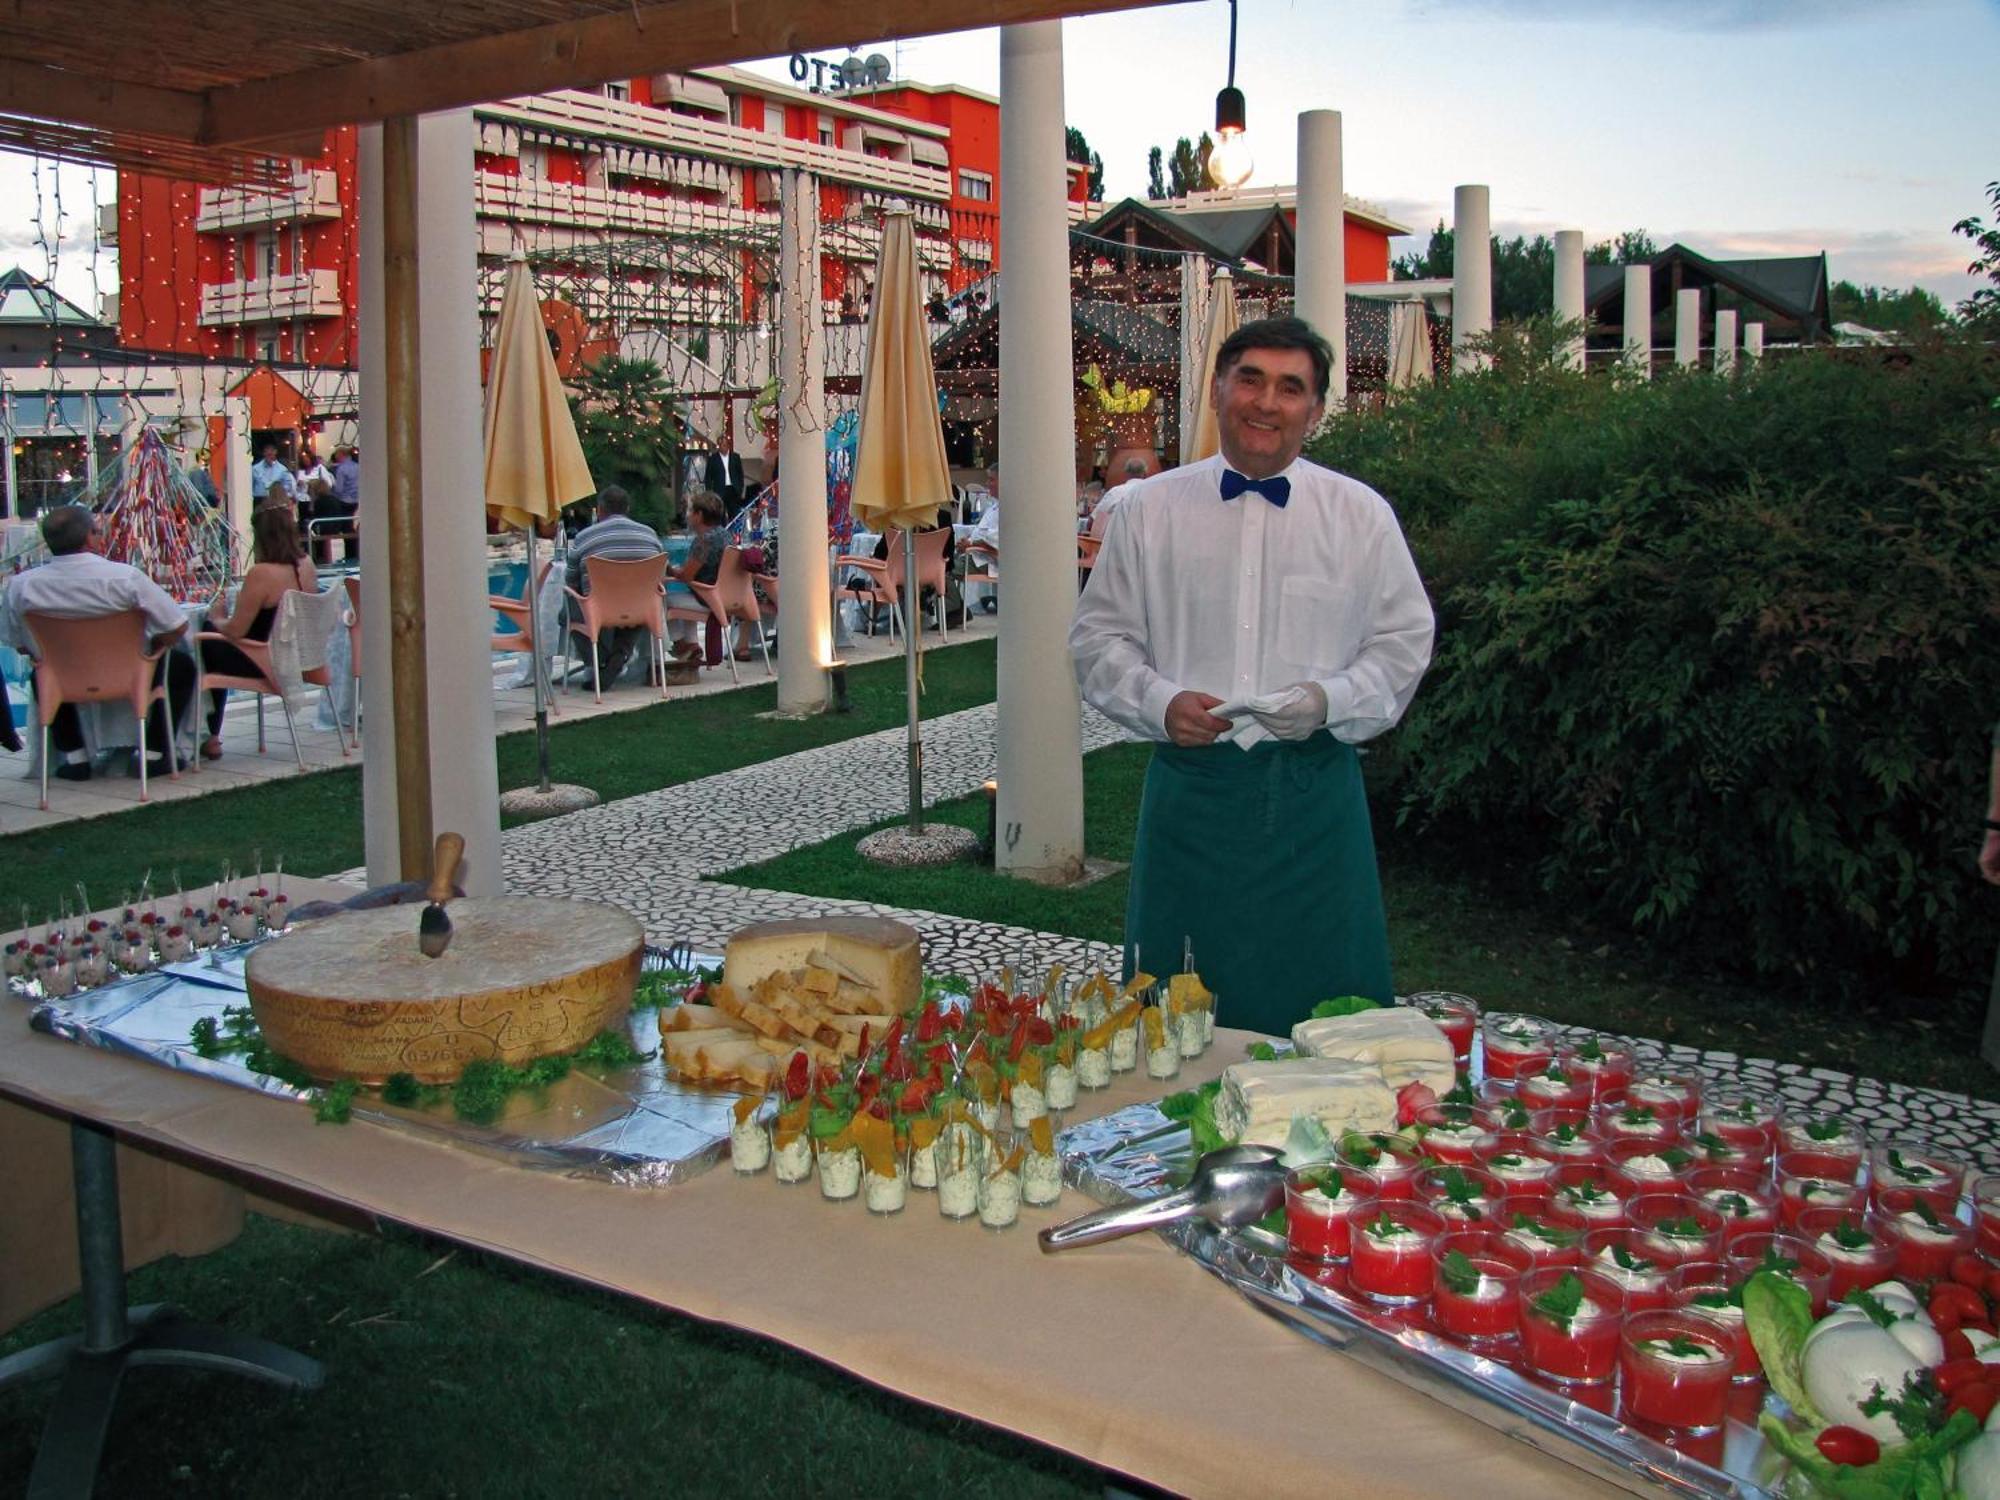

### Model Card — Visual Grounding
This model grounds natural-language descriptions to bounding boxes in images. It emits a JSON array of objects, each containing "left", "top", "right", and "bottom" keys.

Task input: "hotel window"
[
  {"left": 957, "top": 170, "right": 993, "bottom": 202},
  {"left": 819, "top": 127, "right": 834, "bottom": 147},
  {"left": 603, "top": 81, "right": 630, "bottom": 102},
  {"left": 257, "top": 331, "right": 279, "bottom": 363},
  {"left": 261, "top": 231, "right": 280, "bottom": 281}
]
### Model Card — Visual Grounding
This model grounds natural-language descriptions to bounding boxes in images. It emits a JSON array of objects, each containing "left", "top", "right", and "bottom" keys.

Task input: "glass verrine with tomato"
[
  {"left": 1796, "top": 1206, "right": 1899, "bottom": 1302},
  {"left": 1873, "top": 1185, "right": 1976, "bottom": 1284},
  {"left": 1582, "top": 1226, "right": 1678, "bottom": 1311},
  {"left": 1776, "top": 1150, "right": 1864, "bottom": 1230},
  {"left": 1687, "top": 1166, "right": 1780, "bottom": 1244},
  {"left": 1558, "top": 1033, "right": 1636, "bottom": 1101},
  {"left": 1410, "top": 1103, "right": 1499, "bottom": 1167},
  {"left": 1406, "top": 991, "right": 1480, "bottom": 1065},
  {"left": 1335, "top": 1131, "right": 1424, "bottom": 1200},
  {"left": 1974, "top": 1175, "right": 2000, "bottom": 1263},
  {"left": 1517, "top": 1060, "right": 1593, "bottom": 1117},
  {"left": 1604, "top": 1138, "right": 1694, "bottom": 1199},
  {"left": 1680, "top": 1126, "right": 1764, "bottom": 1175},
  {"left": 1628, "top": 1193, "right": 1727, "bottom": 1267},
  {"left": 1346, "top": 1200, "right": 1447, "bottom": 1304},
  {"left": 1518, "top": 1266, "right": 1626, "bottom": 1385},
  {"left": 1698, "top": 1088, "right": 1782, "bottom": 1162},
  {"left": 1549, "top": 1170, "right": 1629, "bottom": 1231},
  {"left": 1619, "top": 1311, "right": 1734, "bottom": 1431},
  {"left": 1479, "top": 1013, "right": 1557, "bottom": 1084},
  {"left": 1284, "top": 1163, "right": 1381, "bottom": 1262},
  {"left": 1415, "top": 1163, "right": 1504, "bottom": 1227},
  {"left": 1431, "top": 1230, "right": 1533, "bottom": 1345},
  {"left": 1672, "top": 1262, "right": 1760, "bottom": 1381},
  {"left": 1483, "top": 1142, "right": 1562, "bottom": 1201},
  {"left": 1726, "top": 1231, "right": 1834, "bottom": 1317},
  {"left": 1529, "top": 1112, "right": 1603, "bottom": 1170},
  {"left": 1868, "top": 1139, "right": 1967, "bottom": 1212},
  {"left": 1594, "top": 1091, "right": 1682, "bottom": 1147},
  {"left": 1501, "top": 1208, "right": 1588, "bottom": 1267},
  {"left": 1778, "top": 1114, "right": 1866, "bottom": 1176}
]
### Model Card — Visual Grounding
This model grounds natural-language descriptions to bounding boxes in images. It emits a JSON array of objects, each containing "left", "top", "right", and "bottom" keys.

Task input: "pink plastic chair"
[
  {"left": 847, "top": 526, "right": 951, "bottom": 640},
  {"left": 564, "top": 553, "right": 669, "bottom": 702},
  {"left": 688, "top": 546, "right": 772, "bottom": 684},
  {"left": 341, "top": 575, "right": 361, "bottom": 740},
  {"left": 23, "top": 609, "right": 180, "bottom": 811},
  {"left": 490, "top": 559, "right": 560, "bottom": 717},
  {"left": 195, "top": 588, "right": 351, "bottom": 769},
  {"left": 1076, "top": 533, "right": 1102, "bottom": 589}
]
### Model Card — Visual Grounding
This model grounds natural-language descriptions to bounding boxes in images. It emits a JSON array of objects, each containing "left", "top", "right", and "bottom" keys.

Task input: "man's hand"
[
  {"left": 1981, "top": 829, "right": 2000, "bottom": 885},
  {"left": 1165, "top": 690, "right": 1232, "bottom": 747},
  {"left": 1250, "top": 682, "right": 1329, "bottom": 742}
]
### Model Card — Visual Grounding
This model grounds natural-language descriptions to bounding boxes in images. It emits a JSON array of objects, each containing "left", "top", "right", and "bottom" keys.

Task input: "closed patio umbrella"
[
  {"left": 851, "top": 206, "right": 952, "bottom": 832},
  {"left": 1388, "top": 301, "right": 1435, "bottom": 390},
  {"left": 1182, "top": 267, "right": 1239, "bottom": 463},
  {"left": 483, "top": 250, "right": 595, "bottom": 797}
]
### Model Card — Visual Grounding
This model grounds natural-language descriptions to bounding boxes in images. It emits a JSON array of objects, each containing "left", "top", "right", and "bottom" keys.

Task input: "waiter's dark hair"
[
  {"left": 1215, "top": 316, "right": 1334, "bottom": 401},
  {"left": 41, "top": 505, "right": 94, "bottom": 555}
]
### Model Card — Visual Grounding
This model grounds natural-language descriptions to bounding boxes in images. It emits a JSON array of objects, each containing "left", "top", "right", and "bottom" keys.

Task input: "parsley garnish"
[
  {"left": 1828, "top": 1221, "right": 1875, "bottom": 1250},
  {"left": 1659, "top": 1147, "right": 1694, "bottom": 1170},
  {"left": 1440, "top": 1250, "right": 1482, "bottom": 1296},
  {"left": 1691, "top": 1284, "right": 1746, "bottom": 1310},
  {"left": 1713, "top": 1192, "right": 1752, "bottom": 1218},
  {"left": 1609, "top": 1245, "right": 1656, "bottom": 1272},
  {"left": 1530, "top": 1271, "right": 1585, "bottom": 1332},
  {"left": 1653, "top": 1215, "right": 1707, "bottom": 1240},
  {"left": 1565, "top": 1180, "right": 1611, "bottom": 1204},
  {"left": 1692, "top": 1131, "right": 1733, "bottom": 1157},
  {"left": 1548, "top": 1123, "right": 1585, "bottom": 1145},
  {"left": 1909, "top": 1196, "right": 1944, "bottom": 1229},
  {"left": 1618, "top": 1105, "right": 1659, "bottom": 1127},
  {"left": 1509, "top": 1213, "right": 1577, "bottom": 1246},
  {"left": 1436, "top": 1165, "right": 1484, "bottom": 1215},
  {"left": 1886, "top": 1149, "right": 1936, "bottom": 1183},
  {"left": 1539, "top": 1063, "right": 1570, "bottom": 1083},
  {"left": 1756, "top": 1247, "right": 1801, "bottom": 1276},
  {"left": 1805, "top": 1118, "right": 1845, "bottom": 1142},
  {"left": 1858, "top": 1371, "right": 1946, "bottom": 1442},
  {"left": 1499, "top": 1100, "right": 1531, "bottom": 1130},
  {"left": 1642, "top": 1335, "right": 1712, "bottom": 1360},
  {"left": 1574, "top": 1037, "right": 1606, "bottom": 1063},
  {"left": 1366, "top": 1211, "right": 1402, "bottom": 1240},
  {"left": 1843, "top": 1289, "right": 1897, "bottom": 1329}
]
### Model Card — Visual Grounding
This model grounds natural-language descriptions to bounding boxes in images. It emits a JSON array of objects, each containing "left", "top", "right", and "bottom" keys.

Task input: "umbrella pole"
[
  {"left": 525, "top": 528, "right": 551, "bottom": 793},
  {"left": 903, "top": 526, "right": 923, "bottom": 833}
]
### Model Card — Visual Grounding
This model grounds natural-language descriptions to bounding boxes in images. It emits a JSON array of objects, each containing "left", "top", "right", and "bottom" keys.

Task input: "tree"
[
  {"left": 1151, "top": 134, "right": 1214, "bottom": 199},
  {"left": 1829, "top": 280, "right": 1948, "bottom": 336},
  {"left": 1585, "top": 230, "right": 1659, "bottom": 265},
  {"left": 1954, "top": 179, "right": 2000, "bottom": 332},
  {"left": 1146, "top": 145, "right": 1165, "bottom": 201},
  {"left": 1392, "top": 221, "right": 1452, "bottom": 281},
  {"left": 567, "top": 355, "right": 682, "bottom": 532},
  {"left": 1065, "top": 126, "right": 1105, "bottom": 202},
  {"left": 1390, "top": 223, "right": 1555, "bottom": 319}
]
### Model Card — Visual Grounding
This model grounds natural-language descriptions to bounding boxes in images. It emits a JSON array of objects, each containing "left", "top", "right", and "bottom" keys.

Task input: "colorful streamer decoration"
[{"left": 85, "top": 428, "right": 236, "bottom": 602}]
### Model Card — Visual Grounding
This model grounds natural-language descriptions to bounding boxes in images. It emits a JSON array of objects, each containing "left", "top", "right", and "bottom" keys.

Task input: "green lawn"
[
  {"left": 726, "top": 740, "right": 2000, "bottom": 1106},
  {"left": 2, "top": 640, "right": 998, "bottom": 919},
  {"left": 0, "top": 1216, "right": 1104, "bottom": 1499}
]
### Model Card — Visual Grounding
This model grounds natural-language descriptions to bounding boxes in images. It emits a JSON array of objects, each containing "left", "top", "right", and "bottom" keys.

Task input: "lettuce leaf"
[
  {"left": 1745, "top": 1269, "right": 1827, "bottom": 1430},
  {"left": 1160, "top": 1080, "right": 1227, "bottom": 1156},
  {"left": 1280, "top": 1114, "right": 1335, "bottom": 1168},
  {"left": 1309, "top": 995, "right": 1382, "bottom": 1019},
  {"left": 1759, "top": 1411, "right": 1980, "bottom": 1500}
]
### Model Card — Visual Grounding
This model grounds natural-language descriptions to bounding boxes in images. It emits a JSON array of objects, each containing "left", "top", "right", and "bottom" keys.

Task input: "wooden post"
[{"left": 382, "top": 115, "right": 433, "bottom": 880}]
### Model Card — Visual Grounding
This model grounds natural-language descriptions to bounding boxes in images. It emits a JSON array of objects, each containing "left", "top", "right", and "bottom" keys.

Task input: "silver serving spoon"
[{"left": 1038, "top": 1144, "right": 1286, "bottom": 1253}]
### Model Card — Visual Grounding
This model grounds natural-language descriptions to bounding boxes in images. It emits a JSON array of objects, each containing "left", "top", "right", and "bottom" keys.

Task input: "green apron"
[{"left": 1123, "top": 735, "right": 1393, "bottom": 1037}]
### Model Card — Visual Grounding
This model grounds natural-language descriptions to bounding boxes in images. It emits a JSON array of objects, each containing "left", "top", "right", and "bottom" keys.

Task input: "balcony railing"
[
  {"left": 198, "top": 268, "right": 343, "bottom": 327},
  {"left": 196, "top": 170, "right": 342, "bottom": 233},
  {"left": 474, "top": 175, "right": 777, "bottom": 238}
]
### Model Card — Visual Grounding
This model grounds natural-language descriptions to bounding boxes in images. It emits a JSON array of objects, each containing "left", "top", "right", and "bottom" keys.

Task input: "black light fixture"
[
  {"left": 1209, "top": 0, "right": 1254, "bottom": 191},
  {"left": 829, "top": 661, "right": 852, "bottom": 714}
]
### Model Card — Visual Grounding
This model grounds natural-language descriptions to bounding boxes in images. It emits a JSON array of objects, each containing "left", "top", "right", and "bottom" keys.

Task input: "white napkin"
[{"left": 1211, "top": 686, "right": 1310, "bottom": 751}]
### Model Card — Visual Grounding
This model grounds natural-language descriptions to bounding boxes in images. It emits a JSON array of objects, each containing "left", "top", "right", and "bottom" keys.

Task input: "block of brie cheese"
[
  {"left": 1289, "top": 1006, "right": 1457, "bottom": 1095},
  {"left": 721, "top": 916, "right": 922, "bottom": 1016},
  {"left": 1214, "top": 1058, "right": 1398, "bottom": 1149}
]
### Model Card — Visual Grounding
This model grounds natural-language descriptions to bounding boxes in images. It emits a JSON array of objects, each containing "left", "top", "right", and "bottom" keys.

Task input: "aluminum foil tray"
[
  {"left": 25, "top": 944, "right": 742, "bottom": 1188},
  {"left": 1058, "top": 1102, "right": 1791, "bottom": 1500}
]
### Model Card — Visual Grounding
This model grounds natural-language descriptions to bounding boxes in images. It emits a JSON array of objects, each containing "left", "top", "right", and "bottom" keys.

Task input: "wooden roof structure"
[
  {"left": 1584, "top": 243, "right": 1832, "bottom": 344},
  {"left": 0, "top": 0, "right": 1168, "bottom": 182}
]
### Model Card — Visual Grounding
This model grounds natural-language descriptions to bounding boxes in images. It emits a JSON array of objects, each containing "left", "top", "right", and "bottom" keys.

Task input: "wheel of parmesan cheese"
[{"left": 245, "top": 897, "right": 643, "bottom": 1085}]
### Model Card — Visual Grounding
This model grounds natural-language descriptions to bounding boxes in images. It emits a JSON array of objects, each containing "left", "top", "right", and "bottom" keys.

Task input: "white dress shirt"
[
  {"left": 1088, "top": 478, "right": 1143, "bottom": 536},
  {"left": 0, "top": 552, "right": 187, "bottom": 654},
  {"left": 250, "top": 458, "right": 297, "bottom": 499},
  {"left": 1069, "top": 454, "right": 1434, "bottom": 745}
]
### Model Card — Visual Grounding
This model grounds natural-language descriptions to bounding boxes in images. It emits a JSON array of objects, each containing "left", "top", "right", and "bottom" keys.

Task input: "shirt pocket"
[{"left": 1275, "top": 575, "right": 1348, "bottom": 676}]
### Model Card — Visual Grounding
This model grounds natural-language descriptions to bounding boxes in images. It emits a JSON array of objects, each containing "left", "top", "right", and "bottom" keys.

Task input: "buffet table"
[{"left": 0, "top": 947, "right": 1613, "bottom": 1499}]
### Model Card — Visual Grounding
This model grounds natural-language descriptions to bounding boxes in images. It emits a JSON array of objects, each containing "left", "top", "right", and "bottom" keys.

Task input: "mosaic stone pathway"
[{"left": 338, "top": 701, "right": 2000, "bottom": 1175}]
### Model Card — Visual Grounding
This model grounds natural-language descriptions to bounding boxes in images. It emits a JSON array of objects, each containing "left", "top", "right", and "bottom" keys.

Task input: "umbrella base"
[
  {"left": 499, "top": 783, "right": 601, "bottom": 822},
  {"left": 857, "top": 824, "right": 980, "bottom": 869}
]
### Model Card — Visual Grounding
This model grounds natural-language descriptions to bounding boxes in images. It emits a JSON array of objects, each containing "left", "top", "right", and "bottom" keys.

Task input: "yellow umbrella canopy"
[
  {"left": 483, "top": 251, "right": 595, "bottom": 529},
  {"left": 851, "top": 209, "right": 951, "bottom": 534},
  {"left": 1183, "top": 267, "right": 1241, "bottom": 464}
]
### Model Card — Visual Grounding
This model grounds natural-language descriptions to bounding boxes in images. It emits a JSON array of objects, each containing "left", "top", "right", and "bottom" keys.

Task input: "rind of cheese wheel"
[
  {"left": 245, "top": 896, "right": 640, "bottom": 1085},
  {"left": 1289, "top": 1007, "right": 1457, "bottom": 1095},
  {"left": 722, "top": 916, "right": 921, "bottom": 1017},
  {"left": 1214, "top": 1058, "right": 1397, "bottom": 1148}
]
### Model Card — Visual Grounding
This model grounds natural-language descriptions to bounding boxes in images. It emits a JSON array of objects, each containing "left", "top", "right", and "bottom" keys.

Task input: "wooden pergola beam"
[
  {"left": 202, "top": 0, "right": 1179, "bottom": 148},
  {"left": 0, "top": 57, "right": 205, "bottom": 142}
]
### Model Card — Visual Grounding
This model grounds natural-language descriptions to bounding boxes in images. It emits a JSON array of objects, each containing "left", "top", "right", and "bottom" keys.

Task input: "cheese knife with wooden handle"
[{"left": 417, "top": 832, "right": 466, "bottom": 958}]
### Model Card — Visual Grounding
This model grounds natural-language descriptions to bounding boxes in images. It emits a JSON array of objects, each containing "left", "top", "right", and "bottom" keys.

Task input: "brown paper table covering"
[{"left": 0, "top": 905, "right": 1614, "bottom": 1499}]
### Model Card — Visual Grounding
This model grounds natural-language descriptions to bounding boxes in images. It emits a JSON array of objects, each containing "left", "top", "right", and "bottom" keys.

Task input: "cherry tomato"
[
  {"left": 1985, "top": 1268, "right": 2000, "bottom": 1302},
  {"left": 1933, "top": 1358, "right": 1989, "bottom": 1396},
  {"left": 1814, "top": 1427, "right": 1881, "bottom": 1467},
  {"left": 1933, "top": 1284, "right": 1987, "bottom": 1328},
  {"left": 1947, "top": 1381, "right": 1999, "bottom": 1426},
  {"left": 1942, "top": 1330, "right": 1977, "bottom": 1362},
  {"left": 1952, "top": 1255, "right": 1991, "bottom": 1290}
]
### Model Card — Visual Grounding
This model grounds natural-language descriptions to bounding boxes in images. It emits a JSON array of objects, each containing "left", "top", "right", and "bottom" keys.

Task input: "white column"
[
  {"left": 1295, "top": 110, "right": 1346, "bottom": 405},
  {"left": 1674, "top": 287, "right": 1702, "bottom": 368},
  {"left": 1178, "top": 253, "right": 1211, "bottom": 461},
  {"left": 996, "top": 21, "right": 1085, "bottom": 884},
  {"left": 222, "top": 395, "right": 253, "bottom": 572},
  {"left": 1714, "top": 309, "right": 1738, "bottom": 375},
  {"left": 357, "top": 112, "right": 504, "bottom": 897},
  {"left": 2, "top": 401, "right": 15, "bottom": 519},
  {"left": 1451, "top": 185, "right": 1491, "bottom": 373},
  {"left": 775, "top": 167, "right": 832, "bottom": 715},
  {"left": 1622, "top": 265, "right": 1652, "bottom": 378},
  {"left": 1744, "top": 321, "right": 1765, "bottom": 361},
  {"left": 1553, "top": 229, "right": 1585, "bottom": 372}
]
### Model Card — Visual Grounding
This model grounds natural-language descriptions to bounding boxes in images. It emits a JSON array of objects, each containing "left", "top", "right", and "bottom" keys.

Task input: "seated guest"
[
  {"left": 199, "top": 502, "right": 318, "bottom": 760},
  {"left": 0, "top": 505, "right": 195, "bottom": 781},
  {"left": 666, "top": 492, "right": 727, "bottom": 666},
  {"left": 564, "top": 484, "right": 663, "bottom": 684}
]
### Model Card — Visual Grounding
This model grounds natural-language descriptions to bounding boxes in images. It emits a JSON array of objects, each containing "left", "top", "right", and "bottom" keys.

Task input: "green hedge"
[{"left": 1312, "top": 333, "right": 2000, "bottom": 1006}]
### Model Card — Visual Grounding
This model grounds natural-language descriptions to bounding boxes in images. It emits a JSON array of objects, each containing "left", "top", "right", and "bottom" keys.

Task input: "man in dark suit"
[{"left": 703, "top": 442, "right": 746, "bottom": 516}]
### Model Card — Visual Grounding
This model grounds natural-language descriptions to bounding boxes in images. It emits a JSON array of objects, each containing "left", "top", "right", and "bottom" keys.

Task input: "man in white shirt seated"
[
  {"left": 1068, "top": 316, "right": 1434, "bottom": 1036},
  {"left": 249, "top": 442, "right": 297, "bottom": 503},
  {"left": 1089, "top": 456, "right": 1152, "bottom": 537},
  {"left": 0, "top": 505, "right": 196, "bottom": 781}
]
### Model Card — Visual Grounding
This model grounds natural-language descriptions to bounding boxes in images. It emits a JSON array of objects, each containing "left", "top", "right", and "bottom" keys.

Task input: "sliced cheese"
[
  {"left": 1290, "top": 1007, "right": 1456, "bottom": 1095},
  {"left": 659, "top": 1001, "right": 749, "bottom": 1034},
  {"left": 1214, "top": 1058, "right": 1397, "bottom": 1148},
  {"left": 722, "top": 916, "right": 921, "bottom": 1017}
]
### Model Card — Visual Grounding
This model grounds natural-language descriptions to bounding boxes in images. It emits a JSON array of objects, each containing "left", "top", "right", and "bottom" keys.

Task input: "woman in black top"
[{"left": 199, "top": 503, "right": 317, "bottom": 757}]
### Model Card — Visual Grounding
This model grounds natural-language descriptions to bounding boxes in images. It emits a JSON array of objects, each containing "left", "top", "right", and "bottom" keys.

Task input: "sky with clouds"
[{"left": 0, "top": 0, "right": 1991, "bottom": 312}]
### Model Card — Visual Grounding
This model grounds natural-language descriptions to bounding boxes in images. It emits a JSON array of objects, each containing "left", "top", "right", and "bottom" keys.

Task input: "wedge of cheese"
[
  {"left": 1290, "top": 1007, "right": 1456, "bottom": 1095},
  {"left": 1214, "top": 1058, "right": 1397, "bottom": 1149},
  {"left": 659, "top": 1001, "right": 749, "bottom": 1034},
  {"left": 722, "top": 917, "right": 922, "bottom": 1016}
]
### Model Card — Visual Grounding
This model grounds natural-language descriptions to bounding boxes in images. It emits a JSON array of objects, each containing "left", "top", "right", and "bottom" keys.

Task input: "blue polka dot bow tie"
[{"left": 1219, "top": 469, "right": 1291, "bottom": 508}]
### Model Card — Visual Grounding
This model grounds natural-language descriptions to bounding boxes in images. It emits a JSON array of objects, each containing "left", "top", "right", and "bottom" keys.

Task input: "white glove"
[{"left": 1249, "top": 681, "right": 1328, "bottom": 742}]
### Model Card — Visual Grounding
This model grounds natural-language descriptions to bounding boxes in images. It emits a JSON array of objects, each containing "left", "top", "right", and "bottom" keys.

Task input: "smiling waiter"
[{"left": 1069, "top": 317, "right": 1435, "bottom": 1035}]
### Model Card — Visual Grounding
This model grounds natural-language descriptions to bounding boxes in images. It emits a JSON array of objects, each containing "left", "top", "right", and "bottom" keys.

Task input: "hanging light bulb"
[{"left": 1206, "top": 0, "right": 1254, "bottom": 191}]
